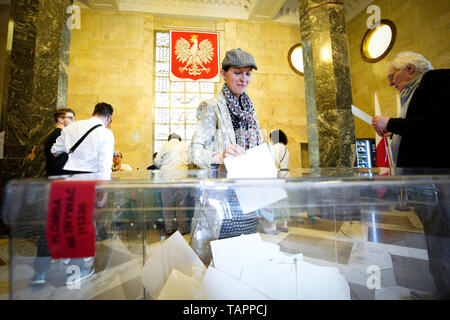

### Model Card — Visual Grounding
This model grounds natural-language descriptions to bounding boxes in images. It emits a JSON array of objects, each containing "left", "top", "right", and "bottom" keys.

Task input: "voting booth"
[{"left": 3, "top": 168, "right": 450, "bottom": 300}]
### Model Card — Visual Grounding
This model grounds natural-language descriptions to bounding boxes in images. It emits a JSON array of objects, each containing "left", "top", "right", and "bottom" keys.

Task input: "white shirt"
[
  {"left": 51, "top": 117, "right": 115, "bottom": 173},
  {"left": 154, "top": 139, "right": 189, "bottom": 171},
  {"left": 273, "top": 143, "right": 289, "bottom": 169}
]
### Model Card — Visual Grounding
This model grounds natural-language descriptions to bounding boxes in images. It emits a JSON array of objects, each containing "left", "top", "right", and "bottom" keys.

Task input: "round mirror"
[
  {"left": 288, "top": 43, "right": 304, "bottom": 76},
  {"left": 361, "top": 19, "right": 396, "bottom": 63}
]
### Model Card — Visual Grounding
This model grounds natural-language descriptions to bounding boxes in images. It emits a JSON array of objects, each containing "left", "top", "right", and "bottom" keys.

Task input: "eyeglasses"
[{"left": 387, "top": 69, "right": 400, "bottom": 82}]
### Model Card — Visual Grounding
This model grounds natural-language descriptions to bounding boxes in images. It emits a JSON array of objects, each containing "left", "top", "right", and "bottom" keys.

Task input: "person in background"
[
  {"left": 154, "top": 133, "right": 189, "bottom": 171},
  {"left": 48, "top": 102, "right": 114, "bottom": 286},
  {"left": 260, "top": 129, "right": 290, "bottom": 234},
  {"left": 52, "top": 102, "right": 115, "bottom": 174},
  {"left": 30, "top": 108, "right": 76, "bottom": 286},
  {"left": 44, "top": 108, "right": 75, "bottom": 176},
  {"left": 372, "top": 51, "right": 450, "bottom": 300},
  {"left": 371, "top": 51, "right": 450, "bottom": 168},
  {"left": 189, "top": 48, "right": 263, "bottom": 240},
  {"left": 155, "top": 133, "right": 190, "bottom": 235},
  {"left": 112, "top": 150, "right": 133, "bottom": 171},
  {"left": 270, "top": 129, "right": 289, "bottom": 170}
]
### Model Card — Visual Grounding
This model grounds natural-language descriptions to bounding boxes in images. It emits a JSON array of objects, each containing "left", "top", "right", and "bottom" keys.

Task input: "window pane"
[
  {"left": 156, "top": 46, "right": 169, "bottom": 61},
  {"left": 170, "top": 125, "right": 185, "bottom": 139},
  {"left": 170, "top": 108, "right": 185, "bottom": 124},
  {"left": 155, "top": 76, "right": 169, "bottom": 92},
  {"left": 186, "top": 109, "right": 197, "bottom": 123},
  {"left": 186, "top": 81, "right": 199, "bottom": 92},
  {"left": 156, "top": 32, "right": 169, "bottom": 47},
  {"left": 155, "top": 124, "right": 169, "bottom": 140},
  {"left": 201, "top": 93, "right": 214, "bottom": 101},
  {"left": 155, "top": 92, "right": 169, "bottom": 107},
  {"left": 155, "top": 108, "right": 169, "bottom": 123},
  {"left": 171, "top": 92, "right": 185, "bottom": 108},
  {"left": 186, "top": 125, "right": 196, "bottom": 141},
  {"left": 186, "top": 93, "right": 200, "bottom": 108},
  {"left": 156, "top": 61, "right": 169, "bottom": 75},
  {"left": 170, "top": 81, "right": 185, "bottom": 92},
  {"left": 201, "top": 82, "right": 215, "bottom": 93}
]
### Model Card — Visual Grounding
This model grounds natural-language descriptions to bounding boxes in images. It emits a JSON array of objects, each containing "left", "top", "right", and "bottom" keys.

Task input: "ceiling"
[{"left": 74, "top": 0, "right": 375, "bottom": 24}]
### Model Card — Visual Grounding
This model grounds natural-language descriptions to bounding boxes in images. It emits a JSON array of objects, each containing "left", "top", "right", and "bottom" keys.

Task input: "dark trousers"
[{"left": 415, "top": 183, "right": 450, "bottom": 298}]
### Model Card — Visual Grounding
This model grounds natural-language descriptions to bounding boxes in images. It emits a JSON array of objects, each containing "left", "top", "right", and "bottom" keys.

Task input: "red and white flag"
[
  {"left": 374, "top": 92, "right": 393, "bottom": 170},
  {"left": 169, "top": 29, "right": 220, "bottom": 82}
]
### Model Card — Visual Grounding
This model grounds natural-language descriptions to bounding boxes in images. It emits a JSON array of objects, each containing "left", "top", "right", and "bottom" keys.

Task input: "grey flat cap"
[{"left": 222, "top": 48, "right": 258, "bottom": 70}]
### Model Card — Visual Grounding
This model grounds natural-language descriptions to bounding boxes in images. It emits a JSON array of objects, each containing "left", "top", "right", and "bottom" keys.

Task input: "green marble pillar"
[
  {"left": 1, "top": 0, "right": 72, "bottom": 181},
  {"left": 299, "top": 0, "right": 356, "bottom": 168}
]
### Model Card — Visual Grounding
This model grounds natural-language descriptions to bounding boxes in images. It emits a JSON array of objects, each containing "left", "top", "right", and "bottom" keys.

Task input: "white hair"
[{"left": 389, "top": 51, "right": 433, "bottom": 73}]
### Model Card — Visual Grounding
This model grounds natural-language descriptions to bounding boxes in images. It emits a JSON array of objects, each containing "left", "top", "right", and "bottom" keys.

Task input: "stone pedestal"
[
  {"left": 299, "top": 0, "right": 356, "bottom": 168},
  {"left": 1, "top": 0, "right": 72, "bottom": 181}
]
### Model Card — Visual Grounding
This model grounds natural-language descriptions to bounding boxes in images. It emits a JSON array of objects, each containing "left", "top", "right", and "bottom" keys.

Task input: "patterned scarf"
[
  {"left": 391, "top": 72, "right": 425, "bottom": 166},
  {"left": 222, "top": 84, "right": 261, "bottom": 150}
]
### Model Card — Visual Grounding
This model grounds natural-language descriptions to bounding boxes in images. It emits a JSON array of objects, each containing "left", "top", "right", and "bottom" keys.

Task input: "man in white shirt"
[
  {"left": 51, "top": 102, "right": 115, "bottom": 174},
  {"left": 154, "top": 133, "right": 190, "bottom": 235}
]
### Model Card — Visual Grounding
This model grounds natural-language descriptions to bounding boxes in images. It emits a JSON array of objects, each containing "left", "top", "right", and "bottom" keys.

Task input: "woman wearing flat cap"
[{"left": 190, "top": 48, "right": 263, "bottom": 240}]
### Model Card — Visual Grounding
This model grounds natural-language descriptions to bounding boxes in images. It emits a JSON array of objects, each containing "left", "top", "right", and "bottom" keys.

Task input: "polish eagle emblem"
[{"left": 174, "top": 34, "right": 214, "bottom": 76}]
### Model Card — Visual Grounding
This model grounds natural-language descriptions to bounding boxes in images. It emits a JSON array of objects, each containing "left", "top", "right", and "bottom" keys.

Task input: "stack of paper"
[
  {"left": 141, "top": 232, "right": 350, "bottom": 300},
  {"left": 141, "top": 231, "right": 206, "bottom": 299}
]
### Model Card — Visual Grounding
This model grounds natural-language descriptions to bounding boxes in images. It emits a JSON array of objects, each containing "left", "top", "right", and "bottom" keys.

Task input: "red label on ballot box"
[{"left": 46, "top": 180, "right": 97, "bottom": 259}]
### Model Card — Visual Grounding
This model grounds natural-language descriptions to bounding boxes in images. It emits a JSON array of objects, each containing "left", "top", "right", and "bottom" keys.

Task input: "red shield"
[{"left": 169, "top": 29, "right": 220, "bottom": 82}]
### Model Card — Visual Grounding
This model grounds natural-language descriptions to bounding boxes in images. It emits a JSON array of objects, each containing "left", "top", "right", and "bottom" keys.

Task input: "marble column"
[
  {"left": 1, "top": 0, "right": 72, "bottom": 181},
  {"left": 299, "top": 0, "right": 356, "bottom": 168}
]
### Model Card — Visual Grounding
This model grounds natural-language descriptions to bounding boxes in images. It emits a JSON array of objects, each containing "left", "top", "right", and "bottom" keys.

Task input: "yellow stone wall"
[
  {"left": 347, "top": 0, "right": 450, "bottom": 140},
  {"left": 67, "top": 10, "right": 305, "bottom": 170}
]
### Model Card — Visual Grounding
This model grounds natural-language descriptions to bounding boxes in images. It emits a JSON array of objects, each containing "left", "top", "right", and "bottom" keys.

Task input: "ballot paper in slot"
[
  {"left": 233, "top": 182, "right": 287, "bottom": 214},
  {"left": 223, "top": 143, "right": 278, "bottom": 179},
  {"left": 224, "top": 143, "right": 287, "bottom": 214}
]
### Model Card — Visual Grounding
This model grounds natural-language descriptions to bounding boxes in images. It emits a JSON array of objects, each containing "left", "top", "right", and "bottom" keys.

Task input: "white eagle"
[{"left": 175, "top": 34, "right": 214, "bottom": 76}]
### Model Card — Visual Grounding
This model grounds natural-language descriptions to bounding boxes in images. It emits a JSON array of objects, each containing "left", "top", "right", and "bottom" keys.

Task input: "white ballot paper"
[
  {"left": 224, "top": 143, "right": 287, "bottom": 213},
  {"left": 210, "top": 233, "right": 277, "bottom": 279},
  {"left": 233, "top": 182, "right": 287, "bottom": 214},
  {"left": 141, "top": 231, "right": 206, "bottom": 299},
  {"left": 142, "top": 231, "right": 351, "bottom": 300},
  {"left": 297, "top": 259, "right": 351, "bottom": 300},
  {"left": 351, "top": 104, "right": 373, "bottom": 125},
  {"left": 157, "top": 269, "right": 205, "bottom": 300},
  {"left": 224, "top": 143, "right": 278, "bottom": 178},
  {"left": 201, "top": 266, "right": 270, "bottom": 300}
]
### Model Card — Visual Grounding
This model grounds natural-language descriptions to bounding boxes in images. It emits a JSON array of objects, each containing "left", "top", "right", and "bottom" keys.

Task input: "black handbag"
[{"left": 54, "top": 124, "right": 102, "bottom": 173}]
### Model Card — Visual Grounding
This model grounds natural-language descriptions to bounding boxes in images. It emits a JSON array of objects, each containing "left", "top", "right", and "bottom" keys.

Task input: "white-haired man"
[
  {"left": 373, "top": 52, "right": 450, "bottom": 300},
  {"left": 371, "top": 51, "right": 450, "bottom": 168}
]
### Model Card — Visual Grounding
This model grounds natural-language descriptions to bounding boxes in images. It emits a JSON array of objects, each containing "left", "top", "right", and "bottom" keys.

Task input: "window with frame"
[{"left": 153, "top": 31, "right": 215, "bottom": 153}]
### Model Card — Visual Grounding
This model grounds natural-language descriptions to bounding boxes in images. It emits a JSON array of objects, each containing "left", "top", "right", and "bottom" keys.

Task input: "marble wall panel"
[
  {"left": 1, "top": 0, "right": 72, "bottom": 180},
  {"left": 300, "top": 1, "right": 356, "bottom": 167}
]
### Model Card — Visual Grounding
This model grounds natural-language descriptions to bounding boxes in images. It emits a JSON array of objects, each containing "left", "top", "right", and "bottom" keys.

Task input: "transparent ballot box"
[{"left": 2, "top": 168, "right": 450, "bottom": 300}]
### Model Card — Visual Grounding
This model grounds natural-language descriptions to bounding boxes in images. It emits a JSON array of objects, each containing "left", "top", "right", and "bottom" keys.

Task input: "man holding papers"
[
  {"left": 189, "top": 48, "right": 262, "bottom": 239},
  {"left": 371, "top": 51, "right": 450, "bottom": 168}
]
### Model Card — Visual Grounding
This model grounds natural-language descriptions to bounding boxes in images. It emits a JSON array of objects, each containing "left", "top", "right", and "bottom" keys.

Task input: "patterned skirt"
[{"left": 218, "top": 190, "right": 258, "bottom": 239}]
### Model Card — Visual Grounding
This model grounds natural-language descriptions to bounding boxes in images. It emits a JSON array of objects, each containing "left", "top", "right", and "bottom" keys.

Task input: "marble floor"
[{"left": 0, "top": 204, "right": 439, "bottom": 300}]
